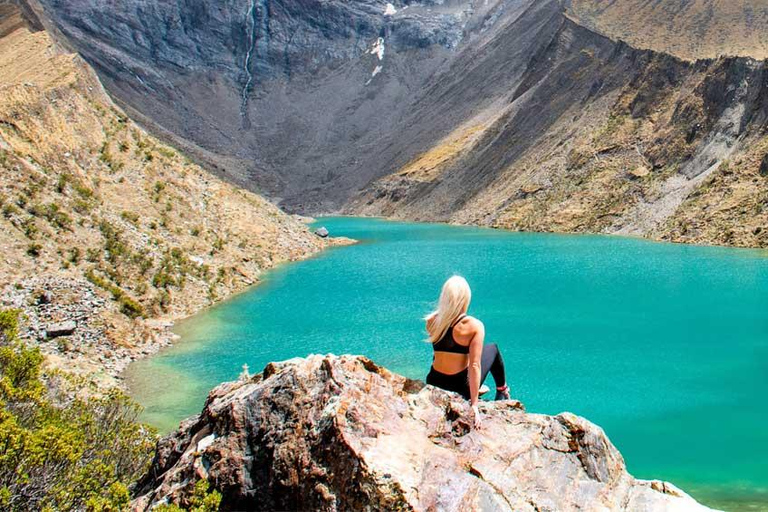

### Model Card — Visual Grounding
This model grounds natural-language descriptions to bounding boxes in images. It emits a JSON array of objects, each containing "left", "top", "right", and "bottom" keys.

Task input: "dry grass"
[
  {"left": 568, "top": 0, "right": 768, "bottom": 60},
  {"left": 396, "top": 124, "right": 488, "bottom": 182}
]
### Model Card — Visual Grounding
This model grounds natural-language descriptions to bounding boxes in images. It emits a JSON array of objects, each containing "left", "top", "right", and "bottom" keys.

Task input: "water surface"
[{"left": 127, "top": 217, "right": 768, "bottom": 510}]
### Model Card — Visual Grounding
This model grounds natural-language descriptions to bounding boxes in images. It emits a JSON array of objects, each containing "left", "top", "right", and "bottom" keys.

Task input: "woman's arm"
[{"left": 467, "top": 319, "right": 485, "bottom": 407}]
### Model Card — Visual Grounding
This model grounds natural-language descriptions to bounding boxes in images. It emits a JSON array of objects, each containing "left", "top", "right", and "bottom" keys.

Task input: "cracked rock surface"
[{"left": 132, "top": 354, "right": 713, "bottom": 511}]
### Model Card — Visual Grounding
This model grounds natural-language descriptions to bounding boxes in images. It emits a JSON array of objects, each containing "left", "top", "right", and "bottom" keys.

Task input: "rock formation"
[{"left": 132, "top": 355, "right": 714, "bottom": 511}]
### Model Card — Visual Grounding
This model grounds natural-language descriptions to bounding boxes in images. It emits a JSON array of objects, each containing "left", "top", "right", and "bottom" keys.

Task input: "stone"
[
  {"left": 131, "top": 355, "right": 714, "bottom": 512},
  {"left": 315, "top": 226, "right": 329, "bottom": 238},
  {"left": 45, "top": 321, "right": 76, "bottom": 338},
  {"left": 629, "top": 166, "right": 651, "bottom": 179},
  {"left": 760, "top": 153, "right": 768, "bottom": 177}
]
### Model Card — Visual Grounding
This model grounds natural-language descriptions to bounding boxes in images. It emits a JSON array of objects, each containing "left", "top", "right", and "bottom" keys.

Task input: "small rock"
[
  {"left": 46, "top": 321, "right": 76, "bottom": 338},
  {"left": 760, "top": 153, "right": 768, "bottom": 177},
  {"left": 628, "top": 166, "right": 650, "bottom": 179},
  {"left": 315, "top": 227, "right": 329, "bottom": 238},
  {"left": 37, "top": 290, "right": 53, "bottom": 305}
]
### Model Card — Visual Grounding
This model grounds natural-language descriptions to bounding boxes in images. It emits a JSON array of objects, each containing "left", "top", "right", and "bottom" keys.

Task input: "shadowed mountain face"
[
  {"left": 567, "top": 0, "right": 768, "bottom": 61},
  {"left": 29, "top": 0, "right": 552, "bottom": 212},
  {"left": 21, "top": 0, "right": 768, "bottom": 247}
]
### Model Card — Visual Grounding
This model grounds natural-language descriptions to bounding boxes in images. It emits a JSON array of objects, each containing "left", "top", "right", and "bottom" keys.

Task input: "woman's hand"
[{"left": 471, "top": 404, "right": 482, "bottom": 429}]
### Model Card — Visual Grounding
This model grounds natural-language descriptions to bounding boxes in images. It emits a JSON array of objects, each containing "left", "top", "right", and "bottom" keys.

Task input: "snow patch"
[
  {"left": 369, "top": 38, "right": 385, "bottom": 60},
  {"left": 384, "top": 3, "right": 397, "bottom": 15}
]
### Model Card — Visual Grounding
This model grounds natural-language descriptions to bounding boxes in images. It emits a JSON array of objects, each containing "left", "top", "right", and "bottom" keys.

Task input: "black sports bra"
[{"left": 432, "top": 314, "right": 469, "bottom": 354}]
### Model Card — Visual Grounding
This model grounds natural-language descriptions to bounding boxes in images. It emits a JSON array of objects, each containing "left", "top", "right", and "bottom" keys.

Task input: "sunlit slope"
[
  {"left": 567, "top": 0, "right": 768, "bottom": 60},
  {"left": 0, "top": 3, "right": 328, "bottom": 384}
]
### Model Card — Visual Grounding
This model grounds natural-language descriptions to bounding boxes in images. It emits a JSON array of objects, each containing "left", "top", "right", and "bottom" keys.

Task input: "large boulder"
[{"left": 131, "top": 355, "right": 714, "bottom": 511}]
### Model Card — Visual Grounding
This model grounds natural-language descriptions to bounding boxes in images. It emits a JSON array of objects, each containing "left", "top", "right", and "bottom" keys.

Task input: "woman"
[{"left": 425, "top": 276, "right": 510, "bottom": 427}]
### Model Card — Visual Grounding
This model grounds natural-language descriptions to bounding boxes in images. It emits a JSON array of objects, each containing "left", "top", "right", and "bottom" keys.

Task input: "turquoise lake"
[{"left": 126, "top": 217, "right": 768, "bottom": 511}]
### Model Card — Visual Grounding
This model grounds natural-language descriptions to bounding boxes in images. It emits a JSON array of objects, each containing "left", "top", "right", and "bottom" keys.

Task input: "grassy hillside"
[
  {"left": 567, "top": 0, "right": 768, "bottom": 61},
  {"left": 0, "top": 9, "right": 336, "bottom": 387}
]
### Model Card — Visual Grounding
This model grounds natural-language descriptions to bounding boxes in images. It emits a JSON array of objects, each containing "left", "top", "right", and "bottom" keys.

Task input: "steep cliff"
[
  {"left": 131, "top": 355, "right": 714, "bottom": 511},
  {"left": 28, "top": 0, "right": 768, "bottom": 248},
  {"left": 0, "top": 1, "right": 338, "bottom": 386}
]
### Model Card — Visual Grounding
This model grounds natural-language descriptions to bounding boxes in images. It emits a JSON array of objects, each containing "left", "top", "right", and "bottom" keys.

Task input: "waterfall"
[{"left": 241, "top": 0, "right": 257, "bottom": 117}]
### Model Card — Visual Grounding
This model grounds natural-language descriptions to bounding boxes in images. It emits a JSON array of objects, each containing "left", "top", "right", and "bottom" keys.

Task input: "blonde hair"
[{"left": 425, "top": 275, "right": 471, "bottom": 343}]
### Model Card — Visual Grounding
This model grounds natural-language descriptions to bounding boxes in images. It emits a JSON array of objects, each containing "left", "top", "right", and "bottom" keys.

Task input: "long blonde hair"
[{"left": 425, "top": 275, "right": 471, "bottom": 343}]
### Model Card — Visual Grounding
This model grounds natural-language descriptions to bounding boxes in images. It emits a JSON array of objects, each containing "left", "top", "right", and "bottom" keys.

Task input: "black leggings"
[{"left": 426, "top": 343, "right": 507, "bottom": 399}]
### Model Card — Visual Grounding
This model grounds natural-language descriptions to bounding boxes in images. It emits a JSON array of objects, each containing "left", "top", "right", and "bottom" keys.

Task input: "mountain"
[
  {"left": 567, "top": 0, "right": 768, "bottom": 61},
  {"left": 24, "top": 0, "right": 768, "bottom": 248},
  {"left": 0, "top": 0, "right": 335, "bottom": 386}
]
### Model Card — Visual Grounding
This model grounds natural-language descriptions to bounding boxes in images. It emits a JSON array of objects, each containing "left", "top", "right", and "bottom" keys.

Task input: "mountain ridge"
[{"left": 20, "top": 0, "right": 768, "bottom": 248}]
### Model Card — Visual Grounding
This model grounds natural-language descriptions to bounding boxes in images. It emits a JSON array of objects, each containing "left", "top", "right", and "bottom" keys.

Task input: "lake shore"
[
  {"left": 128, "top": 217, "right": 768, "bottom": 511},
  {"left": 1, "top": 229, "right": 355, "bottom": 391}
]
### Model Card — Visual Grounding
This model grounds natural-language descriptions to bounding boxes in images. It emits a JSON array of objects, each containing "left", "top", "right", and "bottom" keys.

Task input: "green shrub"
[
  {"left": 85, "top": 270, "right": 144, "bottom": 319},
  {"left": 55, "top": 174, "right": 70, "bottom": 194},
  {"left": 86, "top": 248, "right": 101, "bottom": 263},
  {"left": 68, "top": 247, "right": 81, "bottom": 265},
  {"left": 152, "top": 181, "right": 165, "bottom": 202},
  {"left": 42, "top": 203, "right": 72, "bottom": 231},
  {"left": 21, "top": 218, "right": 37, "bottom": 239},
  {"left": 210, "top": 237, "right": 224, "bottom": 255},
  {"left": 118, "top": 295, "right": 144, "bottom": 319},
  {"left": 154, "top": 480, "right": 221, "bottom": 512},
  {"left": 99, "top": 220, "right": 129, "bottom": 263},
  {"left": 0, "top": 309, "right": 154, "bottom": 511},
  {"left": 2, "top": 203, "right": 19, "bottom": 218},
  {"left": 73, "top": 198, "right": 93, "bottom": 215},
  {"left": 26, "top": 243, "right": 41, "bottom": 257},
  {"left": 121, "top": 210, "right": 140, "bottom": 225},
  {"left": 132, "top": 250, "right": 154, "bottom": 276},
  {"left": 156, "top": 147, "right": 176, "bottom": 159},
  {"left": 73, "top": 183, "right": 94, "bottom": 200}
]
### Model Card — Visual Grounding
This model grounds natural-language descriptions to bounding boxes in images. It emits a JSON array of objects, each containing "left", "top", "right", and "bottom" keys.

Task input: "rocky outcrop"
[{"left": 132, "top": 355, "right": 714, "bottom": 511}]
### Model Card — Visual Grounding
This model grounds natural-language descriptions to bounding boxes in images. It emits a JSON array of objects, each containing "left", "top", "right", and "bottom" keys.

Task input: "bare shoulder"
[{"left": 455, "top": 315, "right": 483, "bottom": 334}]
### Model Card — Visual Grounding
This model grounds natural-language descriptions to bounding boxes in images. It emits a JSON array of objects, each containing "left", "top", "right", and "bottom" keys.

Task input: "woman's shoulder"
[{"left": 456, "top": 315, "right": 483, "bottom": 332}]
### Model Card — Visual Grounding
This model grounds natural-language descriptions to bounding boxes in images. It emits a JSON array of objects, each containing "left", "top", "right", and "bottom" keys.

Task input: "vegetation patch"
[{"left": 0, "top": 309, "right": 155, "bottom": 511}]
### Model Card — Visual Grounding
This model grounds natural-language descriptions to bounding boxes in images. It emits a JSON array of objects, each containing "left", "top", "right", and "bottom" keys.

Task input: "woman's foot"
[{"left": 495, "top": 384, "right": 511, "bottom": 401}]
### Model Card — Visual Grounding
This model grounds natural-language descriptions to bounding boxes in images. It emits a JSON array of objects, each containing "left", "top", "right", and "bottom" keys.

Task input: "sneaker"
[{"left": 495, "top": 385, "right": 511, "bottom": 401}]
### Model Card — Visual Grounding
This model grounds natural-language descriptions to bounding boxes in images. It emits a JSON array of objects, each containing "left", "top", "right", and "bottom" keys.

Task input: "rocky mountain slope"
[
  {"left": 27, "top": 0, "right": 768, "bottom": 248},
  {"left": 567, "top": 0, "right": 768, "bottom": 61},
  {"left": 350, "top": 10, "right": 768, "bottom": 248},
  {"left": 0, "top": 1, "right": 340, "bottom": 387},
  {"left": 131, "top": 355, "right": 713, "bottom": 511}
]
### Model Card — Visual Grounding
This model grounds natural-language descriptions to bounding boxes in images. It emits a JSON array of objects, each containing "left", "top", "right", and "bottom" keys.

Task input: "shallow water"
[{"left": 127, "top": 217, "right": 768, "bottom": 510}]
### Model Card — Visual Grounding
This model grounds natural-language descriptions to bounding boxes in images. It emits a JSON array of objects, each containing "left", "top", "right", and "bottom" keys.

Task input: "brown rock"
[
  {"left": 629, "top": 166, "right": 651, "bottom": 179},
  {"left": 131, "top": 355, "right": 713, "bottom": 512}
]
